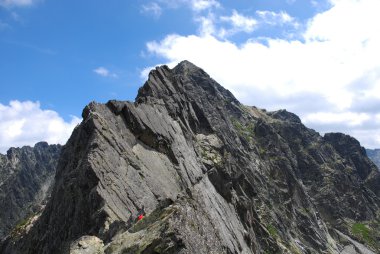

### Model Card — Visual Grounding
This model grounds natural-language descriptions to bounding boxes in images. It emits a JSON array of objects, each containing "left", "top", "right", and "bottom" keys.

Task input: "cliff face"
[
  {"left": 0, "top": 142, "right": 61, "bottom": 240},
  {"left": 366, "top": 149, "right": 380, "bottom": 169},
  {"left": 2, "top": 61, "right": 379, "bottom": 254}
]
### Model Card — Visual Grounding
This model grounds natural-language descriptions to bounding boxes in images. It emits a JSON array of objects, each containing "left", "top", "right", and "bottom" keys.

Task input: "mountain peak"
[
  {"left": 173, "top": 60, "right": 205, "bottom": 75},
  {"left": 136, "top": 61, "right": 239, "bottom": 107},
  {"left": 268, "top": 109, "right": 301, "bottom": 123}
]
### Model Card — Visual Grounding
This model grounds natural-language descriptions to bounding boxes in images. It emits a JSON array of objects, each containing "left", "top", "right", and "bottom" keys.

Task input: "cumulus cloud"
[
  {"left": 141, "top": 2, "right": 162, "bottom": 19},
  {"left": 303, "top": 112, "right": 371, "bottom": 127},
  {"left": 190, "top": 0, "right": 220, "bottom": 12},
  {"left": 144, "top": 0, "right": 380, "bottom": 148},
  {"left": 219, "top": 10, "right": 257, "bottom": 37},
  {"left": 195, "top": 14, "right": 217, "bottom": 37},
  {"left": 144, "top": 0, "right": 220, "bottom": 13},
  {"left": 192, "top": 10, "right": 258, "bottom": 38},
  {"left": 0, "top": 100, "right": 81, "bottom": 153},
  {"left": 256, "top": 10, "right": 297, "bottom": 26},
  {"left": 93, "top": 67, "right": 118, "bottom": 78}
]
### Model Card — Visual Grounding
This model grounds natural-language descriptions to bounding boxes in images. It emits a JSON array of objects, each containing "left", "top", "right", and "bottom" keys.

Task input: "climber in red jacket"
[
  {"left": 137, "top": 214, "right": 144, "bottom": 221},
  {"left": 137, "top": 206, "right": 145, "bottom": 221}
]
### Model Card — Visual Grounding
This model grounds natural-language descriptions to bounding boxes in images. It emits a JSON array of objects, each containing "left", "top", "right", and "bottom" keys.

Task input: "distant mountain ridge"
[
  {"left": 0, "top": 142, "right": 61, "bottom": 240},
  {"left": 1, "top": 61, "right": 379, "bottom": 253},
  {"left": 367, "top": 148, "right": 380, "bottom": 169}
]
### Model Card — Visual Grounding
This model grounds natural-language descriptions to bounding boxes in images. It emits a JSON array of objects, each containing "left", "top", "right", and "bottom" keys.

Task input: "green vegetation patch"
[
  {"left": 351, "top": 223, "right": 378, "bottom": 249},
  {"left": 267, "top": 224, "right": 278, "bottom": 238},
  {"left": 352, "top": 223, "right": 370, "bottom": 238},
  {"left": 231, "top": 118, "right": 255, "bottom": 141},
  {"left": 10, "top": 213, "right": 37, "bottom": 237}
]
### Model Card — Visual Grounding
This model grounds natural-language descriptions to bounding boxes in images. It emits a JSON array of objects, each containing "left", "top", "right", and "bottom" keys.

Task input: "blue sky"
[{"left": 1, "top": 0, "right": 380, "bottom": 152}]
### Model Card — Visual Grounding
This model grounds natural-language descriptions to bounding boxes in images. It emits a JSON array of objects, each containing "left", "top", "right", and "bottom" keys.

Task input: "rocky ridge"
[
  {"left": 0, "top": 142, "right": 61, "bottom": 240},
  {"left": 1, "top": 61, "right": 379, "bottom": 253},
  {"left": 366, "top": 149, "right": 380, "bottom": 169}
]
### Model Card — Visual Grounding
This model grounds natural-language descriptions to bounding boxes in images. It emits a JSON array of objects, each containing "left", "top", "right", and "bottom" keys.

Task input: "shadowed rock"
[
  {"left": 366, "top": 148, "right": 380, "bottom": 169},
  {"left": 0, "top": 142, "right": 61, "bottom": 240}
]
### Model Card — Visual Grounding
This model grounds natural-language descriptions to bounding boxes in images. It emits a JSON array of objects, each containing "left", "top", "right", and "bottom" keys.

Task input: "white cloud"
[
  {"left": 256, "top": 10, "right": 297, "bottom": 26},
  {"left": 190, "top": 0, "right": 220, "bottom": 12},
  {"left": 144, "top": 0, "right": 380, "bottom": 148},
  {"left": 351, "top": 129, "right": 380, "bottom": 150},
  {"left": 0, "top": 0, "right": 39, "bottom": 7},
  {"left": 93, "top": 67, "right": 118, "bottom": 78},
  {"left": 0, "top": 100, "right": 81, "bottom": 153},
  {"left": 94, "top": 67, "right": 109, "bottom": 76},
  {"left": 303, "top": 112, "right": 371, "bottom": 126},
  {"left": 141, "top": 2, "right": 162, "bottom": 19},
  {"left": 146, "top": 0, "right": 220, "bottom": 13},
  {"left": 191, "top": 10, "right": 258, "bottom": 38},
  {"left": 195, "top": 14, "right": 216, "bottom": 36},
  {"left": 220, "top": 10, "right": 257, "bottom": 36}
]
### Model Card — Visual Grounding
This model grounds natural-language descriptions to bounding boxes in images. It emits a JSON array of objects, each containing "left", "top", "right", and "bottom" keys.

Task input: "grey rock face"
[
  {"left": 0, "top": 142, "right": 61, "bottom": 240},
  {"left": 366, "top": 149, "right": 380, "bottom": 169},
  {"left": 69, "top": 235, "right": 104, "bottom": 254},
  {"left": 2, "top": 61, "right": 379, "bottom": 253}
]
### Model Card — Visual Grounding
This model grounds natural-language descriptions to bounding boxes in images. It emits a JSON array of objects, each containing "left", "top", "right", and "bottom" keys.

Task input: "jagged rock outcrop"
[
  {"left": 1, "top": 61, "right": 379, "bottom": 254},
  {"left": 366, "top": 149, "right": 380, "bottom": 169},
  {"left": 0, "top": 142, "right": 61, "bottom": 240}
]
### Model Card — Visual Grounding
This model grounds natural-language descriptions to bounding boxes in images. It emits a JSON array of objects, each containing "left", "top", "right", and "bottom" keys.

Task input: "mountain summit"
[{"left": 1, "top": 61, "right": 379, "bottom": 253}]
